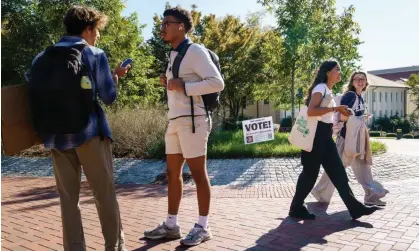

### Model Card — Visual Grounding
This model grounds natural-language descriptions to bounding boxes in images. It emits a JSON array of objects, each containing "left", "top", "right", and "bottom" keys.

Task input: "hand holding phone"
[
  {"left": 121, "top": 58, "right": 133, "bottom": 68},
  {"left": 346, "top": 108, "right": 355, "bottom": 116},
  {"left": 114, "top": 59, "right": 132, "bottom": 78}
]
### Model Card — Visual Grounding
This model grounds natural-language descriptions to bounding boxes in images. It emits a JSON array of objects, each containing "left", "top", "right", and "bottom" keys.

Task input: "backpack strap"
[
  {"left": 305, "top": 84, "right": 328, "bottom": 106},
  {"left": 172, "top": 42, "right": 196, "bottom": 133},
  {"left": 172, "top": 43, "right": 192, "bottom": 79},
  {"left": 72, "top": 43, "right": 87, "bottom": 52},
  {"left": 345, "top": 91, "right": 359, "bottom": 111},
  {"left": 73, "top": 43, "right": 104, "bottom": 141}
]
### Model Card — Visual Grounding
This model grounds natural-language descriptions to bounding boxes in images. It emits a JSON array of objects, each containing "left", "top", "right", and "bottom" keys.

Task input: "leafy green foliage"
[
  {"left": 406, "top": 74, "right": 419, "bottom": 112},
  {"left": 369, "top": 131, "right": 381, "bottom": 137},
  {"left": 149, "top": 5, "right": 286, "bottom": 120},
  {"left": 1, "top": 0, "right": 161, "bottom": 107},
  {"left": 372, "top": 115, "right": 411, "bottom": 133},
  {"left": 258, "top": 0, "right": 362, "bottom": 120}
]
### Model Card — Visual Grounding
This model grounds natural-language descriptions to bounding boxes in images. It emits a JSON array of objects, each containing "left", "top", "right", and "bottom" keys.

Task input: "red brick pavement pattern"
[{"left": 2, "top": 177, "right": 419, "bottom": 251}]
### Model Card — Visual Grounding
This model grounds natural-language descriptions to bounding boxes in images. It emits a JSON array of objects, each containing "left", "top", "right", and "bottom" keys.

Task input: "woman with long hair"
[
  {"left": 289, "top": 59, "right": 380, "bottom": 220},
  {"left": 312, "top": 71, "right": 389, "bottom": 206}
]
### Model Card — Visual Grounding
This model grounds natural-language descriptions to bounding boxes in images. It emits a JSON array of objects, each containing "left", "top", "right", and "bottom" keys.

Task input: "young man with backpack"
[
  {"left": 144, "top": 7, "right": 224, "bottom": 246},
  {"left": 26, "top": 6, "right": 129, "bottom": 251}
]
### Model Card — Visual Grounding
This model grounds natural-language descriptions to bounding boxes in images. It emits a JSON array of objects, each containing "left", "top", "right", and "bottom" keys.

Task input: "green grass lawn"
[
  {"left": 16, "top": 130, "right": 387, "bottom": 159},
  {"left": 208, "top": 131, "right": 387, "bottom": 159}
]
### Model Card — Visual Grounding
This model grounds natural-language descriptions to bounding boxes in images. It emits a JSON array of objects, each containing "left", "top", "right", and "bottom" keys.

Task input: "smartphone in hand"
[
  {"left": 121, "top": 58, "right": 133, "bottom": 68},
  {"left": 346, "top": 108, "right": 355, "bottom": 116}
]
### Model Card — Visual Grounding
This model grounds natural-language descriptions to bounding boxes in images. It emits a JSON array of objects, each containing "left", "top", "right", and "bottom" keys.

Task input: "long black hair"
[{"left": 305, "top": 59, "right": 339, "bottom": 104}]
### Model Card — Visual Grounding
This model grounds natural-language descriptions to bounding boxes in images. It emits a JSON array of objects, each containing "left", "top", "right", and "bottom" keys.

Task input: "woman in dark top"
[
  {"left": 289, "top": 61, "right": 380, "bottom": 220},
  {"left": 312, "top": 71, "right": 389, "bottom": 206}
]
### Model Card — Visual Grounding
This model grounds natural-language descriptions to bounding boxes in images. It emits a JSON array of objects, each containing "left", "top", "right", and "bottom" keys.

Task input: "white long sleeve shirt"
[{"left": 165, "top": 42, "right": 224, "bottom": 120}]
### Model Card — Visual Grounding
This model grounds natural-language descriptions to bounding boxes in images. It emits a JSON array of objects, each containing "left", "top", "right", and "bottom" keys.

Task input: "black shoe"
[
  {"left": 289, "top": 206, "right": 316, "bottom": 220},
  {"left": 351, "top": 206, "right": 380, "bottom": 220}
]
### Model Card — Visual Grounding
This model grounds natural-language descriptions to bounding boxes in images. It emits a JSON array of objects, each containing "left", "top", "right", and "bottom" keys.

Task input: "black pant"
[{"left": 290, "top": 121, "right": 365, "bottom": 216}]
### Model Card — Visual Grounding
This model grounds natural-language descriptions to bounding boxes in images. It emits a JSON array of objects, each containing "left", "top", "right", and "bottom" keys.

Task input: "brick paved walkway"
[{"left": 2, "top": 177, "right": 419, "bottom": 251}]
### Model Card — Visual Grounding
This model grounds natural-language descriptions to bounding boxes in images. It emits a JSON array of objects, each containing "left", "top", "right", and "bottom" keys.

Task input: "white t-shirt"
[{"left": 311, "top": 83, "right": 336, "bottom": 124}]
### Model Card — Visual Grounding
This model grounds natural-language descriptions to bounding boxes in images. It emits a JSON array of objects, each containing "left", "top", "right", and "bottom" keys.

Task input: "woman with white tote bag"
[
  {"left": 288, "top": 59, "right": 380, "bottom": 220},
  {"left": 312, "top": 71, "right": 389, "bottom": 206}
]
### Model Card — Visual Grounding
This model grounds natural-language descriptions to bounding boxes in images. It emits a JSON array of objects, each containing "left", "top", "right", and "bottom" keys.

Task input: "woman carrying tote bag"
[
  {"left": 289, "top": 59, "right": 380, "bottom": 220},
  {"left": 312, "top": 71, "right": 389, "bottom": 206}
]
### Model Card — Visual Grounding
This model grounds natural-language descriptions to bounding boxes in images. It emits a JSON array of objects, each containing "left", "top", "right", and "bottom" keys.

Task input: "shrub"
[
  {"left": 222, "top": 118, "right": 241, "bottom": 131},
  {"left": 222, "top": 115, "right": 251, "bottom": 131},
  {"left": 402, "top": 134, "right": 414, "bottom": 139},
  {"left": 12, "top": 109, "right": 388, "bottom": 159},
  {"left": 372, "top": 115, "right": 411, "bottom": 133},
  {"left": 369, "top": 131, "right": 381, "bottom": 137},
  {"left": 386, "top": 133, "right": 396, "bottom": 138},
  {"left": 280, "top": 117, "right": 293, "bottom": 127},
  {"left": 370, "top": 141, "right": 387, "bottom": 154},
  {"left": 13, "top": 107, "right": 168, "bottom": 159},
  {"left": 107, "top": 106, "right": 166, "bottom": 159}
]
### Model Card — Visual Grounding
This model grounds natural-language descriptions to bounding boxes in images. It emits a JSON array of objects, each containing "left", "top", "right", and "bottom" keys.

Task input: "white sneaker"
[
  {"left": 180, "top": 224, "right": 212, "bottom": 246},
  {"left": 311, "top": 189, "right": 330, "bottom": 204},
  {"left": 365, "top": 199, "right": 386, "bottom": 206},
  {"left": 144, "top": 222, "right": 182, "bottom": 240}
]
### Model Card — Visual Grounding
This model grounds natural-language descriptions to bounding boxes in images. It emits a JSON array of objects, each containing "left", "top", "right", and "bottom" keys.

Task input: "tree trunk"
[
  {"left": 291, "top": 63, "right": 296, "bottom": 122},
  {"left": 232, "top": 100, "right": 240, "bottom": 120}
]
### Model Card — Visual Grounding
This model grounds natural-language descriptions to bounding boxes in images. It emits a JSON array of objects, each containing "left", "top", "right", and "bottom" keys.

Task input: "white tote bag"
[{"left": 288, "top": 106, "right": 319, "bottom": 152}]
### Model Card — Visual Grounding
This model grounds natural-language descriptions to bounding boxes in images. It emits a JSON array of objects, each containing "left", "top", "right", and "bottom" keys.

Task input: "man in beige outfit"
[{"left": 143, "top": 6, "right": 224, "bottom": 247}]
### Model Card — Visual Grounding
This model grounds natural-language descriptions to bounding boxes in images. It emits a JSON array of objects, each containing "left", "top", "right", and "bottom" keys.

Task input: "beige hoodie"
[{"left": 342, "top": 115, "right": 373, "bottom": 166}]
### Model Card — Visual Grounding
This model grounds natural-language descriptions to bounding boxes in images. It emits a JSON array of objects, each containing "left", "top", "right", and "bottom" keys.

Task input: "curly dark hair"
[
  {"left": 163, "top": 7, "right": 193, "bottom": 33},
  {"left": 63, "top": 5, "right": 108, "bottom": 36}
]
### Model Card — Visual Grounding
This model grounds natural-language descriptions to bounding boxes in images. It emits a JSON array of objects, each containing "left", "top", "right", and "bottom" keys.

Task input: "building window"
[
  {"left": 391, "top": 93, "right": 393, "bottom": 102},
  {"left": 373, "top": 92, "right": 376, "bottom": 102},
  {"left": 385, "top": 92, "right": 387, "bottom": 102},
  {"left": 396, "top": 93, "right": 398, "bottom": 102},
  {"left": 401, "top": 93, "right": 403, "bottom": 103},
  {"left": 379, "top": 110, "right": 382, "bottom": 117},
  {"left": 264, "top": 99, "right": 269, "bottom": 105},
  {"left": 391, "top": 110, "right": 393, "bottom": 116},
  {"left": 401, "top": 110, "right": 404, "bottom": 117},
  {"left": 385, "top": 110, "right": 388, "bottom": 117},
  {"left": 379, "top": 92, "right": 382, "bottom": 102}
]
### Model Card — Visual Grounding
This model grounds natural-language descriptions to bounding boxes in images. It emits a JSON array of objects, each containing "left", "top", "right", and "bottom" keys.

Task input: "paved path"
[
  {"left": 2, "top": 177, "right": 419, "bottom": 251},
  {"left": 2, "top": 153, "right": 419, "bottom": 186},
  {"left": 371, "top": 139, "right": 419, "bottom": 157},
  {"left": 2, "top": 139, "right": 419, "bottom": 250}
]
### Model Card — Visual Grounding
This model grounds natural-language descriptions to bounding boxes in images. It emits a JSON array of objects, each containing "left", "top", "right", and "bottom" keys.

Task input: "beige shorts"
[{"left": 165, "top": 116, "right": 211, "bottom": 159}]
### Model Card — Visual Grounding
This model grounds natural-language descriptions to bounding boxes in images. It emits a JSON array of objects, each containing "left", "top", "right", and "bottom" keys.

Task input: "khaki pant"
[
  {"left": 312, "top": 136, "right": 388, "bottom": 203},
  {"left": 165, "top": 116, "right": 211, "bottom": 159},
  {"left": 51, "top": 137, "right": 125, "bottom": 251}
]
